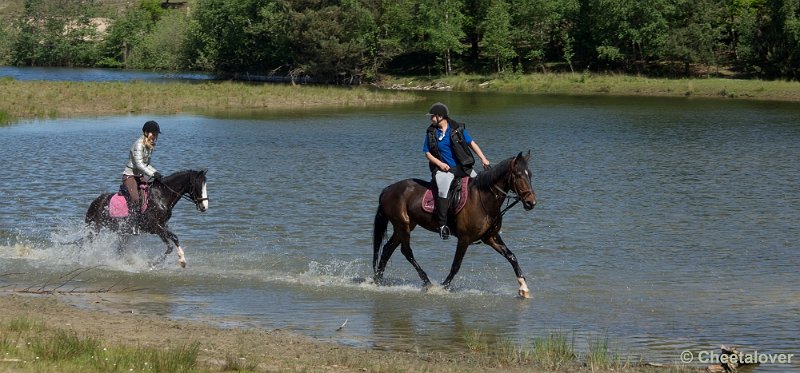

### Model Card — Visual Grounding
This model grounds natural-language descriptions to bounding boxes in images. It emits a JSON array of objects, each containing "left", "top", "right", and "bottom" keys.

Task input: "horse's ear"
[
  {"left": 525, "top": 150, "right": 531, "bottom": 161},
  {"left": 201, "top": 169, "right": 208, "bottom": 176},
  {"left": 516, "top": 152, "right": 524, "bottom": 160}
]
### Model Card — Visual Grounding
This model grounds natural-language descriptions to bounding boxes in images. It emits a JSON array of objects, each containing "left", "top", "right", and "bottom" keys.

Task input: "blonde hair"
[{"left": 143, "top": 133, "right": 155, "bottom": 150}]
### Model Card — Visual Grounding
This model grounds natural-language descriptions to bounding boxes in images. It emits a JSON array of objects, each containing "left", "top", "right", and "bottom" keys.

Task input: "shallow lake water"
[{"left": 1, "top": 89, "right": 798, "bottom": 371}]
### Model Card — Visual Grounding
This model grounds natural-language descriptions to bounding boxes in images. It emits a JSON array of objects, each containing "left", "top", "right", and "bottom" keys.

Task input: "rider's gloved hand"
[{"left": 153, "top": 172, "right": 162, "bottom": 181}]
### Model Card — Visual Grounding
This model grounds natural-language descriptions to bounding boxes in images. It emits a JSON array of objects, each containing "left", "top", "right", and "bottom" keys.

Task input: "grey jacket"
[{"left": 122, "top": 136, "right": 158, "bottom": 177}]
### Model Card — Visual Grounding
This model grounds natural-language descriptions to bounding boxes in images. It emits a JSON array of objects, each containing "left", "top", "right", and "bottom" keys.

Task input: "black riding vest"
[{"left": 426, "top": 120, "right": 475, "bottom": 174}]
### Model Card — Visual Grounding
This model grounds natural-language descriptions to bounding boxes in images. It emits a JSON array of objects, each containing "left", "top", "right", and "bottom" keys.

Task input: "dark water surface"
[
  {"left": 1, "top": 88, "right": 798, "bottom": 371},
  {"left": 0, "top": 66, "right": 212, "bottom": 82}
]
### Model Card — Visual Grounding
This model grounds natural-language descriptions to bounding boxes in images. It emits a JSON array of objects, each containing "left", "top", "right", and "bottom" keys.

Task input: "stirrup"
[{"left": 439, "top": 225, "right": 450, "bottom": 240}]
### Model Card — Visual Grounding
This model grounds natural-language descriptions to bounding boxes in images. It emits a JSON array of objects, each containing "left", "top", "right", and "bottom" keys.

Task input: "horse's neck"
[
  {"left": 473, "top": 164, "right": 512, "bottom": 201},
  {"left": 156, "top": 178, "right": 187, "bottom": 206}
]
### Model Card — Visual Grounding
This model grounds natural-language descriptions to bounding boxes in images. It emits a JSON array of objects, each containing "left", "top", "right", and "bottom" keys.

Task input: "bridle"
[
  {"left": 484, "top": 163, "right": 534, "bottom": 222},
  {"left": 157, "top": 176, "right": 208, "bottom": 211}
]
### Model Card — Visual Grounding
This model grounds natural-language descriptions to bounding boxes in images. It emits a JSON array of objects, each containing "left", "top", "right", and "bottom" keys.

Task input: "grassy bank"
[
  {"left": 4, "top": 72, "right": 795, "bottom": 126},
  {"left": 379, "top": 73, "right": 800, "bottom": 102},
  {"left": 0, "top": 78, "right": 421, "bottom": 124},
  {"left": 0, "top": 294, "right": 701, "bottom": 373}
]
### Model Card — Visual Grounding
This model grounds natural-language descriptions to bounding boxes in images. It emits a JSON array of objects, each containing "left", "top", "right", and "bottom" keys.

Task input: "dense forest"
[{"left": 1, "top": 0, "right": 799, "bottom": 83}]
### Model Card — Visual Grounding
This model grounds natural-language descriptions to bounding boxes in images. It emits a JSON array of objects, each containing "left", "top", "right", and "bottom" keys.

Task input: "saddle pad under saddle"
[
  {"left": 108, "top": 185, "right": 149, "bottom": 218},
  {"left": 108, "top": 193, "right": 129, "bottom": 218},
  {"left": 422, "top": 177, "right": 470, "bottom": 214}
]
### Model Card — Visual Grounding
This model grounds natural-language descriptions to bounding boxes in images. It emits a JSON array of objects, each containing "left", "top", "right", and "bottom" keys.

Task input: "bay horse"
[
  {"left": 85, "top": 169, "right": 208, "bottom": 268},
  {"left": 373, "top": 152, "right": 537, "bottom": 298}
]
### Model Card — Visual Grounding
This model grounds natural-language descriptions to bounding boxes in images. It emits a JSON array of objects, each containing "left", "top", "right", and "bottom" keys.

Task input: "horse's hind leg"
[
  {"left": 398, "top": 231, "right": 432, "bottom": 287},
  {"left": 441, "top": 239, "right": 470, "bottom": 290},
  {"left": 375, "top": 233, "right": 401, "bottom": 284}
]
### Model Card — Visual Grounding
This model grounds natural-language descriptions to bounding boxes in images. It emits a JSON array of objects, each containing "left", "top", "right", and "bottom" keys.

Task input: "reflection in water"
[{"left": 1, "top": 93, "right": 799, "bottom": 371}]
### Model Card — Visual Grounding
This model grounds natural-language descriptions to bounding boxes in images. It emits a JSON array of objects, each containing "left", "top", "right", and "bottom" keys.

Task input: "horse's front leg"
[
  {"left": 483, "top": 234, "right": 530, "bottom": 298},
  {"left": 441, "top": 238, "right": 471, "bottom": 290},
  {"left": 116, "top": 233, "right": 130, "bottom": 256},
  {"left": 152, "top": 224, "right": 186, "bottom": 268}
]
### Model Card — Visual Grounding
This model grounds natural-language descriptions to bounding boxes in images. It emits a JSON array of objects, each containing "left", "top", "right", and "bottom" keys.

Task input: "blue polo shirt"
[{"left": 423, "top": 126, "right": 473, "bottom": 167}]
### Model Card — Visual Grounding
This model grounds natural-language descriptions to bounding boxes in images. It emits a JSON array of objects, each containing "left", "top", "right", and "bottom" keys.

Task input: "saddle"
[
  {"left": 422, "top": 177, "right": 470, "bottom": 214},
  {"left": 108, "top": 182, "right": 149, "bottom": 218}
]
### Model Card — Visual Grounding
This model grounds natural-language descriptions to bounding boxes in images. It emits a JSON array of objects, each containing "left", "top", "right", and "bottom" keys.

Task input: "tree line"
[{"left": 1, "top": 0, "right": 799, "bottom": 83}]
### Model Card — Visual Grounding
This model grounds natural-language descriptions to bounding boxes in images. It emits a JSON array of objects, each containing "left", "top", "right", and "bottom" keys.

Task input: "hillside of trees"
[{"left": 1, "top": 0, "right": 799, "bottom": 83}]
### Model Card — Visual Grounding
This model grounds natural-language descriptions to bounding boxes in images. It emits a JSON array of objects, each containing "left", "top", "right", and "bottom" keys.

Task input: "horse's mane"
[
  {"left": 163, "top": 169, "right": 205, "bottom": 183},
  {"left": 473, "top": 157, "right": 514, "bottom": 191}
]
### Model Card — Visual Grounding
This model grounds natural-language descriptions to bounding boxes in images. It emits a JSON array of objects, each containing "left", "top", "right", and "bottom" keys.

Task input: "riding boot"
[{"left": 435, "top": 197, "right": 451, "bottom": 240}]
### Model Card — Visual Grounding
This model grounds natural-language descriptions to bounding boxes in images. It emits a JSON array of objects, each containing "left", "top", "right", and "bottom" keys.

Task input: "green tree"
[
  {"left": 662, "top": 0, "right": 726, "bottom": 76},
  {"left": 481, "top": 0, "right": 516, "bottom": 72},
  {"left": 127, "top": 10, "right": 191, "bottom": 70},
  {"left": 0, "top": 19, "right": 10, "bottom": 65},
  {"left": 416, "top": 0, "right": 467, "bottom": 75},
  {"left": 741, "top": 0, "right": 800, "bottom": 78},
  {"left": 574, "top": 0, "right": 672, "bottom": 72},
  {"left": 187, "top": 0, "right": 291, "bottom": 74},
  {"left": 100, "top": 4, "right": 157, "bottom": 68},
  {"left": 362, "top": 0, "right": 417, "bottom": 77},
  {"left": 11, "top": 0, "right": 100, "bottom": 67},
  {"left": 287, "top": 0, "right": 376, "bottom": 83},
  {"left": 509, "top": 0, "right": 579, "bottom": 72}
]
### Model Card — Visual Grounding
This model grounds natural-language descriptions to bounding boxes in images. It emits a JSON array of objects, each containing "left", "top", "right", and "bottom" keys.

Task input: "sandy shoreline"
[{"left": 0, "top": 292, "right": 541, "bottom": 372}]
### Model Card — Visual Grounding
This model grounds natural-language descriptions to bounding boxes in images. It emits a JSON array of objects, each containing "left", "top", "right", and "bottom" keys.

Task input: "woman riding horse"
[
  {"left": 373, "top": 152, "right": 536, "bottom": 297},
  {"left": 423, "top": 102, "right": 491, "bottom": 240},
  {"left": 122, "top": 120, "right": 163, "bottom": 230},
  {"left": 86, "top": 169, "right": 208, "bottom": 268}
]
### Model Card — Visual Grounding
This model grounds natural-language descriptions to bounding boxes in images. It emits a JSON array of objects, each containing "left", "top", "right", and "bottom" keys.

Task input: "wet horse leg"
[
  {"left": 397, "top": 231, "right": 432, "bottom": 287},
  {"left": 116, "top": 233, "right": 130, "bottom": 255},
  {"left": 375, "top": 233, "right": 400, "bottom": 284},
  {"left": 483, "top": 234, "right": 530, "bottom": 298},
  {"left": 441, "top": 238, "right": 470, "bottom": 290},
  {"left": 152, "top": 224, "right": 185, "bottom": 268}
]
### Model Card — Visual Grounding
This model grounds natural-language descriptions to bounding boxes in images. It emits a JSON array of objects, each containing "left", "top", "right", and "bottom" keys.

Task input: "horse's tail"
[{"left": 372, "top": 194, "right": 389, "bottom": 274}]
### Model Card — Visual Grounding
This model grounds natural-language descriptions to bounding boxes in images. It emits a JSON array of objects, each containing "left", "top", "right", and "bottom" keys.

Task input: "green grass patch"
[
  {"left": 531, "top": 331, "right": 577, "bottom": 370},
  {"left": 0, "top": 316, "right": 199, "bottom": 373},
  {"left": 379, "top": 73, "right": 800, "bottom": 102},
  {"left": 29, "top": 329, "right": 100, "bottom": 361},
  {"left": 0, "top": 79, "right": 422, "bottom": 123}
]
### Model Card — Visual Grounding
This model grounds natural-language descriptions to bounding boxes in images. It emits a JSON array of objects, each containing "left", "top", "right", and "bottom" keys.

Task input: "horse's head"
[
  {"left": 188, "top": 169, "right": 209, "bottom": 212},
  {"left": 510, "top": 151, "right": 537, "bottom": 210}
]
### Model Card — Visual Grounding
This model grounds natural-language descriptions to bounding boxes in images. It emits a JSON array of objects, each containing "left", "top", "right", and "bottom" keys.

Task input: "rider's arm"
[
  {"left": 425, "top": 152, "right": 450, "bottom": 172},
  {"left": 469, "top": 141, "right": 491, "bottom": 169},
  {"left": 131, "top": 139, "right": 158, "bottom": 177}
]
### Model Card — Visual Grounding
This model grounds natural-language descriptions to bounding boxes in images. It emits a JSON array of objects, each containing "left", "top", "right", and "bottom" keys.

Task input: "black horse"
[
  {"left": 85, "top": 169, "right": 208, "bottom": 267},
  {"left": 373, "top": 152, "right": 537, "bottom": 297}
]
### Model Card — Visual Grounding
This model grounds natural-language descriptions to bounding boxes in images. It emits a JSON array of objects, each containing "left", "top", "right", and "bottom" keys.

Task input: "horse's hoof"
[{"left": 518, "top": 289, "right": 532, "bottom": 299}]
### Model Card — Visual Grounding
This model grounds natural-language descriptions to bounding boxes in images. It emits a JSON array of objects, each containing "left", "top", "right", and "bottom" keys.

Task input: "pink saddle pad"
[
  {"left": 107, "top": 185, "right": 148, "bottom": 218},
  {"left": 108, "top": 193, "right": 129, "bottom": 218},
  {"left": 422, "top": 177, "right": 470, "bottom": 214}
]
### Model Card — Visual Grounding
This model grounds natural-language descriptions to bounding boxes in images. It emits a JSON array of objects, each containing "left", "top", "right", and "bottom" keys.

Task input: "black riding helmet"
[
  {"left": 142, "top": 120, "right": 161, "bottom": 134},
  {"left": 428, "top": 102, "right": 449, "bottom": 117}
]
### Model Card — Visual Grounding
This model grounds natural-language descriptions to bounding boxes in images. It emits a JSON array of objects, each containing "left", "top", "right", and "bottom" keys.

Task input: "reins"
[
  {"left": 153, "top": 177, "right": 207, "bottom": 207},
  {"left": 477, "top": 165, "right": 525, "bottom": 240}
]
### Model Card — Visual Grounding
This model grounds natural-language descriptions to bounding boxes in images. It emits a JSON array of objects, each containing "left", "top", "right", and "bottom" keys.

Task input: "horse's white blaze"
[
  {"left": 177, "top": 245, "right": 186, "bottom": 268},
  {"left": 201, "top": 182, "right": 208, "bottom": 210}
]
